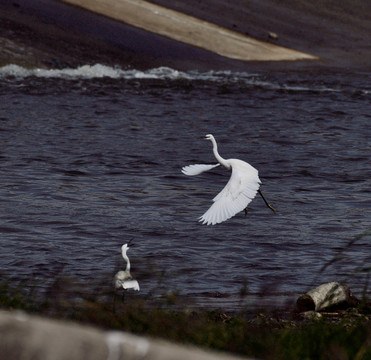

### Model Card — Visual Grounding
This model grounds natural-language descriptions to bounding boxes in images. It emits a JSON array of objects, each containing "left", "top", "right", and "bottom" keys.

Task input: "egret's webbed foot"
[{"left": 244, "top": 207, "right": 248, "bottom": 215}]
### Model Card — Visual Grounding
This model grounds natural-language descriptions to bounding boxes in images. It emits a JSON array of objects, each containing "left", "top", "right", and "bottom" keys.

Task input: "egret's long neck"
[
  {"left": 123, "top": 253, "right": 131, "bottom": 272},
  {"left": 210, "top": 137, "right": 229, "bottom": 169}
]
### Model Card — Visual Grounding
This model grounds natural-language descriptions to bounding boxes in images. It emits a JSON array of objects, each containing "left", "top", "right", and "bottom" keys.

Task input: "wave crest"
[
  {"left": 0, "top": 64, "right": 191, "bottom": 80},
  {"left": 1, "top": 63, "right": 361, "bottom": 94}
]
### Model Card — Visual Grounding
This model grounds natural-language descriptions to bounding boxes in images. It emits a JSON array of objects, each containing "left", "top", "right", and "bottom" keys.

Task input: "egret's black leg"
[{"left": 258, "top": 189, "right": 276, "bottom": 213}]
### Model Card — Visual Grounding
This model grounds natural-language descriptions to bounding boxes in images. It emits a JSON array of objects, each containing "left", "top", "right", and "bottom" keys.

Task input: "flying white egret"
[
  {"left": 114, "top": 243, "right": 140, "bottom": 291},
  {"left": 182, "top": 134, "right": 275, "bottom": 225}
]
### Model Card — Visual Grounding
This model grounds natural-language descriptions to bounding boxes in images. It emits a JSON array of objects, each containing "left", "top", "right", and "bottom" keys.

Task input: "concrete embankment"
[
  {"left": 0, "top": 310, "right": 256, "bottom": 360},
  {"left": 60, "top": 0, "right": 317, "bottom": 62},
  {"left": 1, "top": 0, "right": 371, "bottom": 70}
]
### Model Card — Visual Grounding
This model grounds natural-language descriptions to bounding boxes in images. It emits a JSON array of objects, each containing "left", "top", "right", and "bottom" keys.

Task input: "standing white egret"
[
  {"left": 114, "top": 243, "right": 140, "bottom": 291},
  {"left": 182, "top": 134, "right": 275, "bottom": 225}
]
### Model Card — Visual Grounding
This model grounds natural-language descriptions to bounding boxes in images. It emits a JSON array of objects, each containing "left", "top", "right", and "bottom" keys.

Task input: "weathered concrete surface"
[
  {"left": 149, "top": 0, "right": 371, "bottom": 69},
  {"left": 1, "top": 0, "right": 371, "bottom": 70},
  {"left": 60, "top": 0, "right": 317, "bottom": 62},
  {"left": 0, "top": 310, "right": 256, "bottom": 360}
]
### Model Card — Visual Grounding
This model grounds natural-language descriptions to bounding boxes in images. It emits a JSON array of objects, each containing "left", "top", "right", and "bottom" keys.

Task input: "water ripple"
[{"left": 0, "top": 68, "right": 370, "bottom": 310}]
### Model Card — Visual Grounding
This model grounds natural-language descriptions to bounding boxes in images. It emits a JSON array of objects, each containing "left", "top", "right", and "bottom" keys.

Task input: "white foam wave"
[
  {"left": 0, "top": 63, "right": 346, "bottom": 93},
  {"left": 0, "top": 64, "right": 193, "bottom": 80},
  {"left": 0, "top": 63, "right": 252, "bottom": 82},
  {"left": 0, "top": 64, "right": 120, "bottom": 79}
]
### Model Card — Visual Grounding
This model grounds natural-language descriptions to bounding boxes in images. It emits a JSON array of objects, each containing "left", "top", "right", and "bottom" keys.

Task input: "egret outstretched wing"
[
  {"left": 182, "top": 163, "right": 220, "bottom": 176},
  {"left": 199, "top": 159, "right": 261, "bottom": 225},
  {"left": 182, "top": 134, "right": 274, "bottom": 225}
]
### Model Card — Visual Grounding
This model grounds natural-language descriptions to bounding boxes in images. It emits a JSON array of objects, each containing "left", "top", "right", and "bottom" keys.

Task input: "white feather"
[
  {"left": 181, "top": 163, "right": 220, "bottom": 176},
  {"left": 122, "top": 280, "right": 140, "bottom": 291},
  {"left": 200, "top": 159, "right": 261, "bottom": 225}
]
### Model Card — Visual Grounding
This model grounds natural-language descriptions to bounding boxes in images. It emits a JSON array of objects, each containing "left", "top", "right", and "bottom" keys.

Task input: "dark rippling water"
[{"left": 0, "top": 64, "right": 370, "bottom": 310}]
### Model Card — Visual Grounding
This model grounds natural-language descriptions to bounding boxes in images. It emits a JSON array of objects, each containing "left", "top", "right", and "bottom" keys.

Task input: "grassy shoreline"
[{"left": 1, "top": 276, "right": 370, "bottom": 360}]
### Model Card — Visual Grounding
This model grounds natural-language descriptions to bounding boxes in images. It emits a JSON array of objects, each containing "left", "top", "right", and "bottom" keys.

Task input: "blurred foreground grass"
[{"left": 0, "top": 275, "right": 370, "bottom": 360}]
